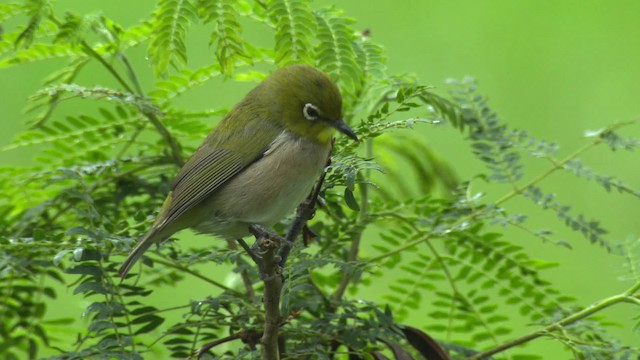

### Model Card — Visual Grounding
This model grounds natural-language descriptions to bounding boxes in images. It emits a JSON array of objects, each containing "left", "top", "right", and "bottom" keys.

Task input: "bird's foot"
[
  {"left": 248, "top": 224, "right": 293, "bottom": 251},
  {"left": 236, "top": 238, "right": 262, "bottom": 267},
  {"left": 245, "top": 224, "right": 287, "bottom": 280}
]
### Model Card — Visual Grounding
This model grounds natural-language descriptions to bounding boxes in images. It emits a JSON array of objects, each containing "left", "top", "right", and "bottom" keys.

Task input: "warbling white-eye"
[{"left": 118, "top": 65, "right": 358, "bottom": 277}]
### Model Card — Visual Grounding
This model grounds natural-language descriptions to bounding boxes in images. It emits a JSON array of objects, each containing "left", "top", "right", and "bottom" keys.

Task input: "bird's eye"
[{"left": 303, "top": 103, "right": 320, "bottom": 121}]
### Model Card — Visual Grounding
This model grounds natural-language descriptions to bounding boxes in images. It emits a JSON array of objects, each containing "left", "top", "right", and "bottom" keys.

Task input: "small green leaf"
[
  {"left": 73, "top": 281, "right": 107, "bottom": 295},
  {"left": 344, "top": 188, "right": 360, "bottom": 211},
  {"left": 65, "top": 264, "right": 102, "bottom": 276},
  {"left": 88, "top": 320, "right": 117, "bottom": 333}
]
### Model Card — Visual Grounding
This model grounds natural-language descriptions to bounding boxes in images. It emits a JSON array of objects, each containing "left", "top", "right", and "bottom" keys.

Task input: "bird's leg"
[
  {"left": 236, "top": 238, "right": 262, "bottom": 268},
  {"left": 249, "top": 224, "right": 284, "bottom": 244},
  {"left": 249, "top": 225, "right": 288, "bottom": 255},
  {"left": 244, "top": 224, "right": 287, "bottom": 278}
]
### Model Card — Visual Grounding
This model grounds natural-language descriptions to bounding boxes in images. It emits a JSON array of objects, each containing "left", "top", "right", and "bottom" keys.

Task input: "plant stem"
[
  {"left": 117, "top": 53, "right": 145, "bottom": 95},
  {"left": 367, "top": 136, "right": 605, "bottom": 265},
  {"left": 466, "top": 280, "right": 640, "bottom": 360},
  {"left": 259, "top": 236, "right": 283, "bottom": 360},
  {"left": 149, "top": 257, "right": 241, "bottom": 295},
  {"left": 79, "top": 39, "right": 184, "bottom": 166},
  {"left": 79, "top": 42, "right": 135, "bottom": 93},
  {"left": 144, "top": 110, "right": 185, "bottom": 166},
  {"left": 494, "top": 140, "right": 601, "bottom": 206},
  {"left": 333, "top": 138, "right": 372, "bottom": 301}
]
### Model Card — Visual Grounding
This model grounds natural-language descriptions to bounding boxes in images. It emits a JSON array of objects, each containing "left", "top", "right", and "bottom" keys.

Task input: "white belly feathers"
[{"left": 193, "top": 130, "right": 330, "bottom": 238}]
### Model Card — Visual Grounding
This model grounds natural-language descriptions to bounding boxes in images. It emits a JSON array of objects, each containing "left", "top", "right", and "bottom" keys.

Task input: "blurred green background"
[{"left": 2, "top": 0, "right": 639, "bottom": 357}]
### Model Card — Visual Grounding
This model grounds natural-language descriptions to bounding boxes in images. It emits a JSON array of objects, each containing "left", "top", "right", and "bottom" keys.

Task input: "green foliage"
[
  {"left": 268, "top": 0, "right": 315, "bottom": 66},
  {"left": 197, "top": 0, "right": 249, "bottom": 73},
  {"left": 313, "top": 8, "right": 359, "bottom": 89},
  {"left": 1, "top": 1, "right": 639, "bottom": 360},
  {"left": 148, "top": 0, "right": 199, "bottom": 76}
]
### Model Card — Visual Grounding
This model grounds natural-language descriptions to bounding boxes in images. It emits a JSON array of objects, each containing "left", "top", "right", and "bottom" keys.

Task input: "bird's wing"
[{"left": 155, "top": 111, "right": 284, "bottom": 230}]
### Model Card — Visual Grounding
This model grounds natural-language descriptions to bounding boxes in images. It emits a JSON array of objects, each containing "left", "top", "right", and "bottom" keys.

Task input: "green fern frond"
[
  {"left": 429, "top": 288, "right": 513, "bottom": 346},
  {"left": 26, "top": 84, "right": 160, "bottom": 125},
  {"left": 198, "top": 0, "right": 249, "bottom": 73},
  {"left": 418, "top": 91, "right": 465, "bottom": 129},
  {"left": 43, "top": 57, "right": 89, "bottom": 86},
  {"left": 615, "top": 237, "right": 640, "bottom": 283},
  {"left": 163, "top": 108, "right": 225, "bottom": 140},
  {"left": 525, "top": 186, "right": 610, "bottom": 250},
  {"left": 592, "top": 121, "right": 640, "bottom": 151},
  {"left": 54, "top": 12, "right": 95, "bottom": 45},
  {"left": 448, "top": 78, "right": 520, "bottom": 147},
  {"left": 148, "top": 0, "right": 199, "bottom": 76},
  {"left": 3, "top": 107, "right": 140, "bottom": 164},
  {"left": 120, "top": 20, "right": 154, "bottom": 49},
  {"left": 337, "top": 86, "right": 442, "bottom": 151},
  {"left": 0, "top": 2, "right": 24, "bottom": 23},
  {"left": 374, "top": 135, "right": 459, "bottom": 200},
  {"left": 448, "top": 231, "right": 569, "bottom": 313},
  {"left": 25, "top": 58, "right": 91, "bottom": 127},
  {"left": 14, "top": 0, "right": 54, "bottom": 49},
  {"left": 149, "top": 63, "right": 222, "bottom": 100},
  {"left": 353, "top": 38, "right": 386, "bottom": 81},
  {"left": 383, "top": 253, "right": 438, "bottom": 320},
  {"left": 313, "top": 8, "right": 359, "bottom": 89},
  {"left": 0, "top": 42, "right": 80, "bottom": 68},
  {"left": 369, "top": 198, "right": 573, "bottom": 348},
  {"left": 267, "top": 0, "right": 315, "bottom": 66},
  {"left": 564, "top": 159, "right": 640, "bottom": 199}
]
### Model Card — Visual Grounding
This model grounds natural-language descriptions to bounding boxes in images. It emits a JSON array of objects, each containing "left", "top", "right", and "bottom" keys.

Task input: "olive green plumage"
[{"left": 118, "top": 65, "right": 358, "bottom": 277}]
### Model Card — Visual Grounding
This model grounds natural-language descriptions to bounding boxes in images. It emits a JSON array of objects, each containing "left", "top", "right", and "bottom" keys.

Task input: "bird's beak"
[{"left": 331, "top": 119, "right": 359, "bottom": 142}]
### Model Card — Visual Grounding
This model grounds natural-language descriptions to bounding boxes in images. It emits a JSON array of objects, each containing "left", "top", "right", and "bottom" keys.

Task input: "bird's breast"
[{"left": 194, "top": 130, "right": 330, "bottom": 238}]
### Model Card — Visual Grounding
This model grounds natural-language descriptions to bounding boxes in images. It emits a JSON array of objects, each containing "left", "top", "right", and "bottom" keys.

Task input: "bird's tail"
[{"left": 118, "top": 228, "right": 166, "bottom": 278}]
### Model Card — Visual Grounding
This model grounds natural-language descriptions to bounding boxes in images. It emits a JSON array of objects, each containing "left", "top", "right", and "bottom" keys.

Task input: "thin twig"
[
  {"left": 117, "top": 53, "right": 145, "bottom": 95},
  {"left": 333, "top": 138, "right": 372, "bottom": 301},
  {"left": 195, "top": 330, "right": 261, "bottom": 359},
  {"left": 466, "top": 280, "right": 640, "bottom": 360},
  {"left": 366, "top": 135, "right": 607, "bottom": 266},
  {"left": 148, "top": 257, "right": 242, "bottom": 296},
  {"left": 144, "top": 110, "right": 185, "bottom": 166},
  {"left": 227, "top": 239, "right": 257, "bottom": 303},
  {"left": 240, "top": 149, "right": 333, "bottom": 360},
  {"left": 77, "top": 37, "right": 184, "bottom": 166}
]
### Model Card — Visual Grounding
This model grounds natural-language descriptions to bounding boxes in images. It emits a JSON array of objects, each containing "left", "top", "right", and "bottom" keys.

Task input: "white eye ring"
[{"left": 303, "top": 103, "right": 320, "bottom": 121}]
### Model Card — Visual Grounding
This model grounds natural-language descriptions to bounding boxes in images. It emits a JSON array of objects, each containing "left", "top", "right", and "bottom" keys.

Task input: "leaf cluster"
[{"left": 1, "top": 1, "right": 639, "bottom": 360}]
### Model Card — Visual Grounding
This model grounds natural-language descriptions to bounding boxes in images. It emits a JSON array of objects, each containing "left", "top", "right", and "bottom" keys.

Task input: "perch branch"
[
  {"left": 258, "top": 234, "right": 283, "bottom": 360},
  {"left": 241, "top": 149, "right": 332, "bottom": 359},
  {"left": 466, "top": 280, "right": 640, "bottom": 360}
]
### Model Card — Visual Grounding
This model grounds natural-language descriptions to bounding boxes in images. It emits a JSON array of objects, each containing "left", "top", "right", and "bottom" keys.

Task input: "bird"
[{"left": 118, "top": 65, "right": 359, "bottom": 278}]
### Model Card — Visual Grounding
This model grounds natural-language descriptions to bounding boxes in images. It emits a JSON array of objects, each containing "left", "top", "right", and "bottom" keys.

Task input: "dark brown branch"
[
  {"left": 241, "top": 148, "right": 332, "bottom": 359},
  {"left": 195, "top": 329, "right": 261, "bottom": 359},
  {"left": 258, "top": 235, "right": 283, "bottom": 360},
  {"left": 194, "top": 311, "right": 302, "bottom": 359}
]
